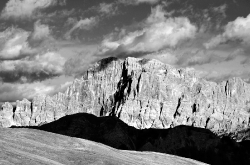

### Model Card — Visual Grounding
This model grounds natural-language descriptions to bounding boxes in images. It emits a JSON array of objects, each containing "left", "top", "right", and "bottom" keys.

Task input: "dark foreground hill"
[
  {"left": 0, "top": 128, "right": 206, "bottom": 165},
  {"left": 23, "top": 113, "right": 250, "bottom": 165}
]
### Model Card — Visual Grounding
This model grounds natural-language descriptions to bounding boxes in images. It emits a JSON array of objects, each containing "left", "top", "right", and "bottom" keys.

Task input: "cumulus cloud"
[
  {"left": 65, "top": 17, "right": 98, "bottom": 39},
  {"left": 204, "top": 14, "right": 250, "bottom": 49},
  {"left": 31, "top": 20, "right": 51, "bottom": 40},
  {"left": 0, "top": 52, "right": 66, "bottom": 83},
  {"left": 1, "top": 0, "right": 65, "bottom": 19},
  {"left": 99, "top": 5, "right": 197, "bottom": 55},
  {"left": 0, "top": 28, "right": 37, "bottom": 60}
]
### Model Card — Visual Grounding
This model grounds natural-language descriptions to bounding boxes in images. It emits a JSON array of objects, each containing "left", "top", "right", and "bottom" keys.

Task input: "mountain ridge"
[{"left": 1, "top": 57, "right": 250, "bottom": 140}]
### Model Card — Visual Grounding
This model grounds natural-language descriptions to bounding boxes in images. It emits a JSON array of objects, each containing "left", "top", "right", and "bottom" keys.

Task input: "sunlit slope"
[{"left": 0, "top": 128, "right": 206, "bottom": 165}]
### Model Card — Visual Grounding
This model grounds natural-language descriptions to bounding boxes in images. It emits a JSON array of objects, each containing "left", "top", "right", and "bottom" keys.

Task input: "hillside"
[{"left": 0, "top": 127, "right": 207, "bottom": 165}]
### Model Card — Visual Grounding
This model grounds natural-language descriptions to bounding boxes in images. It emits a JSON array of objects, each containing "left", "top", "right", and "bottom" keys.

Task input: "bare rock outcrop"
[
  {"left": 14, "top": 99, "right": 32, "bottom": 126},
  {"left": 1, "top": 57, "right": 250, "bottom": 138},
  {"left": 0, "top": 102, "right": 14, "bottom": 127}
]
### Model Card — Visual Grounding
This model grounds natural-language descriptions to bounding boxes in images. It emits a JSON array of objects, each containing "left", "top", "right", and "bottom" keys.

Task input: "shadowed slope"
[
  {"left": 33, "top": 113, "right": 250, "bottom": 165},
  {"left": 0, "top": 128, "right": 206, "bottom": 165}
]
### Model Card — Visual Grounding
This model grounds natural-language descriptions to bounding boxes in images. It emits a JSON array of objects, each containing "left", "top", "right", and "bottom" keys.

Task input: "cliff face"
[{"left": 1, "top": 57, "right": 250, "bottom": 138}]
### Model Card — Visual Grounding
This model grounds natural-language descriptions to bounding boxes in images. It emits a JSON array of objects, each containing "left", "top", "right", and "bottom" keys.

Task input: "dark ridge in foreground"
[{"left": 17, "top": 113, "right": 250, "bottom": 165}]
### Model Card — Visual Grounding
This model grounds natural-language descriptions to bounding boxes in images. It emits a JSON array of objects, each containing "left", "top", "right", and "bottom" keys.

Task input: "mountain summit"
[{"left": 1, "top": 57, "right": 250, "bottom": 139}]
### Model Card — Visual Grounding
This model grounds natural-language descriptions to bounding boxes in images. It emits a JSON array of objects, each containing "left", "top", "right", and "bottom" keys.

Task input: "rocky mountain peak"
[{"left": 1, "top": 57, "right": 250, "bottom": 140}]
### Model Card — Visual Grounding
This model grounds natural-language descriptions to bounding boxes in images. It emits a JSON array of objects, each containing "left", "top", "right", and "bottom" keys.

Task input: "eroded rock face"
[
  {"left": 0, "top": 102, "right": 14, "bottom": 127},
  {"left": 14, "top": 99, "right": 32, "bottom": 126},
  {"left": 1, "top": 57, "right": 250, "bottom": 138}
]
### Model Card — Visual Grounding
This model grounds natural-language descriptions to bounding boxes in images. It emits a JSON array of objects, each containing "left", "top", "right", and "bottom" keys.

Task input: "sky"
[{"left": 1, "top": 0, "right": 250, "bottom": 104}]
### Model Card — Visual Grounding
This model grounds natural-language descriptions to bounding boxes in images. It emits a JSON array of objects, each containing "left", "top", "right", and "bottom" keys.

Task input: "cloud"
[
  {"left": 0, "top": 25, "right": 57, "bottom": 61},
  {"left": 0, "top": 52, "right": 66, "bottom": 83},
  {"left": 89, "top": 3, "right": 119, "bottom": 17},
  {"left": 31, "top": 20, "right": 51, "bottom": 40},
  {"left": 99, "top": 5, "right": 197, "bottom": 55},
  {"left": 156, "top": 2, "right": 229, "bottom": 32},
  {"left": 99, "top": 3, "right": 116, "bottom": 14},
  {"left": 45, "top": 8, "right": 75, "bottom": 19},
  {"left": 212, "top": 4, "right": 227, "bottom": 18},
  {"left": 142, "top": 49, "right": 178, "bottom": 65},
  {"left": 49, "top": 81, "right": 72, "bottom": 95},
  {"left": 64, "top": 48, "right": 99, "bottom": 77},
  {"left": 0, "top": 76, "right": 73, "bottom": 103},
  {"left": 240, "top": 52, "right": 250, "bottom": 65},
  {"left": 65, "top": 17, "right": 98, "bottom": 40},
  {"left": 87, "top": 2, "right": 119, "bottom": 18},
  {"left": 199, "top": 69, "right": 250, "bottom": 83},
  {"left": 119, "top": 0, "right": 160, "bottom": 5},
  {"left": 0, "top": 27, "right": 37, "bottom": 60},
  {"left": 175, "top": 48, "right": 240, "bottom": 67},
  {"left": 0, "top": 82, "right": 55, "bottom": 103},
  {"left": 176, "top": 50, "right": 222, "bottom": 66},
  {"left": 1, "top": 0, "right": 65, "bottom": 20},
  {"left": 204, "top": 14, "right": 250, "bottom": 49}
]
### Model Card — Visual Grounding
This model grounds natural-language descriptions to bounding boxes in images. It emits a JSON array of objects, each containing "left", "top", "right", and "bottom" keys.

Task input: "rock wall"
[
  {"left": 1, "top": 57, "right": 250, "bottom": 138},
  {"left": 0, "top": 102, "right": 14, "bottom": 127}
]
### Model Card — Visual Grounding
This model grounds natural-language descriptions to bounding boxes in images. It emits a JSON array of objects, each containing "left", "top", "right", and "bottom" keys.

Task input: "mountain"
[
  {"left": 21, "top": 113, "right": 250, "bottom": 165},
  {"left": 0, "top": 127, "right": 206, "bottom": 165},
  {"left": 1, "top": 57, "right": 250, "bottom": 140}
]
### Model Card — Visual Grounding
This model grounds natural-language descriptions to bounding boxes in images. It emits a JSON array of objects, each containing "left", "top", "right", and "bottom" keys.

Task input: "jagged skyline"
[{"left": 1, "top": 0, "right": 250, "bottom": 103}]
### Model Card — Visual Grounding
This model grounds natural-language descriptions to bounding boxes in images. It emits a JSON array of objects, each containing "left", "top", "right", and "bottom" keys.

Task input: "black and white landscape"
[{"left": 1, "top": 0, "right": 250, "bottom": 165}]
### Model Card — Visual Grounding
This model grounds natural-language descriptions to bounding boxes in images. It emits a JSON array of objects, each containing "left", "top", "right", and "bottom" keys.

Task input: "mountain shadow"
[{"left": 15, "top": 113, "right": 250, "bottom": 165}]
